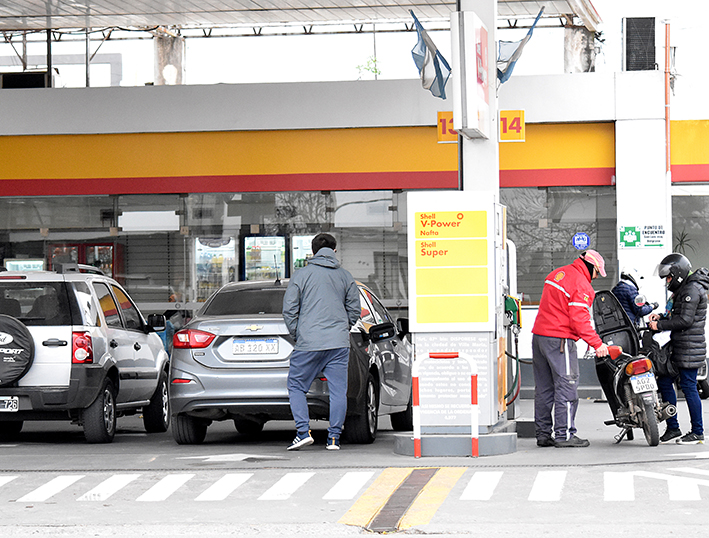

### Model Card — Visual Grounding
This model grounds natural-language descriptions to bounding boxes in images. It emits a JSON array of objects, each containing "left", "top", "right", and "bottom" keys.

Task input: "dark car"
[{"left": 169, "top": 279, "right": 413, "bottom": 444}]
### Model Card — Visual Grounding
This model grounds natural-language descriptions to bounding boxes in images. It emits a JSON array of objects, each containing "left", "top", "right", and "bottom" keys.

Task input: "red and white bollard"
[{"left": 412, "top": 351, "right": 479, "bottom": 458}]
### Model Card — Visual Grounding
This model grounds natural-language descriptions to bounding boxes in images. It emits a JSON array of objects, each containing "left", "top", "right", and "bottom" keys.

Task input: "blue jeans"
[
  {"left": 657, "top": 367, "right": 704, "bottom": 435},
  {"left": 287, "top": 347, "right": 349, "bottom": 439}
]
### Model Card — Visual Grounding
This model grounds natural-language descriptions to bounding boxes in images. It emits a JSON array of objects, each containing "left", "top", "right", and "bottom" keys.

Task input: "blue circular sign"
[{"left": 572, "top": 232, "right": 590, "bottom": 250}]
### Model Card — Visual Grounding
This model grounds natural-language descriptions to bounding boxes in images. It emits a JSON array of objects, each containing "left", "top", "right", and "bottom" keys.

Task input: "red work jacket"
[{"left": 532, "top": 258, "right": 603, "bottom": 349}]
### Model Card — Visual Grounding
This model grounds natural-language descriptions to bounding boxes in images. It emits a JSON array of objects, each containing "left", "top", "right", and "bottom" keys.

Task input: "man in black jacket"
[{"left": 649, "top": 253, "right": 709, "bottom": 444}]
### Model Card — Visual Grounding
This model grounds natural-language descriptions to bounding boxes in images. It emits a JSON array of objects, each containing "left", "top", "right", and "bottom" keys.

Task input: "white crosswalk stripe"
[
  {"left": 77, "top": 474, "right": 141, "bottom": 502},
  {"left": 528, "top": 470, "right": 567, "bottom": 502},
  {"left": 136, "top": 473, "right": 194, "bottom": 502},
  {"left": 460, "top": 471, "right": 503, "bottom": 500},
  {"left": 322, "top": 471, "right": 374, "bottom": 500},
  {"left": 16, "top": 475, "right": 84, "bottom": 503},
  {"left": 604, "top": 471, "right": 634, "bottom": 501},
  {"left": 0, "top": 476, "right": 18, "bottom": 488},
  {"left": 258, "top": 472, "right": 315, "bottom": 501},
  {"left": 195, "top": 473, "right": 253, "bottom": 501}
]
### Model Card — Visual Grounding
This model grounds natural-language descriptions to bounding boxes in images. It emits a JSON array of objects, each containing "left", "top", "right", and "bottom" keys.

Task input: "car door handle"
[
  {"left": 134, "top": 342, "right": 141, "bottom": 351},
  {"left": 43, "top": 338, "right": 67, "bottom": 347},
  {"left": 110, "top": 339, "right": 119, "bottom": 348}
]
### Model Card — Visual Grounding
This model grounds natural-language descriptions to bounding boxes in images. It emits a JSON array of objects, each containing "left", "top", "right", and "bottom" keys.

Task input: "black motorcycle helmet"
[{"left": 655, "top": 253, "right": 691, "bottom": 292}]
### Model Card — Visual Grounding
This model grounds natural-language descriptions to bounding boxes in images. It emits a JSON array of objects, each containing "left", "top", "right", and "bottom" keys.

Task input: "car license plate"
[
  {"left": 0, "top": 396, "right": 19, "bottom": 412},
  {"left": 232, "top": 338, "right": 278, "bottom": 355},
  {"left": 630, "top": 372, "right": 657, "bottom": 394}
]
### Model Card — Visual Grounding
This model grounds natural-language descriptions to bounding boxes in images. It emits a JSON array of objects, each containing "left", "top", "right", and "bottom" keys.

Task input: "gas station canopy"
[{"left": 0, "top": 1, "right": 600, "bottom": 31}]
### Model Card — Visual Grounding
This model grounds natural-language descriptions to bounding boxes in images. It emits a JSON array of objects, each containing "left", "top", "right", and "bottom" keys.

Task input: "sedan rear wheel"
[
  {"left": 343, "top": 372, "right": 378, "bottom": 444},
  {"left": 172, "top": 414, "right": 209, "bottom": 445}
]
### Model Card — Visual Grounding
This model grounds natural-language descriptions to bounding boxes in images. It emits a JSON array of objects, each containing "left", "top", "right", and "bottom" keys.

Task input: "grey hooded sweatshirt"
[{"left": 282, "top": 247, "right": 360, "bottom": 351}]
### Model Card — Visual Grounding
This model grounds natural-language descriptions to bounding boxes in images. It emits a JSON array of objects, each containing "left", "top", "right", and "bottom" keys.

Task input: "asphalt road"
[{"left": 1, "top": 398, "right": 708, "bottom": 537}]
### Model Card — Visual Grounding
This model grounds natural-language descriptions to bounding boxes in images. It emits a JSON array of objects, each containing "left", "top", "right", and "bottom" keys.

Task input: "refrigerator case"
[
  {"left": 195, "top": 238, "right": 237, "bottom": 301},
  {"left": 291, "top": 235, "right": 315, "bottom": 273},
  {"left": 245, "top": 236, "right": 285, "bottom": 281}
]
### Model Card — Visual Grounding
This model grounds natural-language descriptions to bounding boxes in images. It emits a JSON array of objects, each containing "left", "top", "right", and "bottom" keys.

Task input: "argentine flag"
[
  {"left": 410, "top": 10, "right": 451, "bottom": 99},
  {"left": 497, "top": 7, "right": 544, "bottom": 84}
]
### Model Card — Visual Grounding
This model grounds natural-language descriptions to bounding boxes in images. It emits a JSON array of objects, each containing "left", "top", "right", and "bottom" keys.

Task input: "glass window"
[
  {"left": 501, "top": 186, "right": 617, "bottom": 305},
  {"left": 202, "top": 287, "right": 286, "bottom": 316},
  {"left": 112, "top": 285, "right": 143, "bottom": 330},
  {"left": 359, "top": 289, "right": 379, "bottom": 327},
  {"left": 672, "top": 195, "right": 709, "bottom": 268},
  {"left": 0, "top": 282, "right": 71, "bottom": 326},
  {"left": 93, "top": 282, "right": 122, "bottom": 328},
  {"left": 368, "top": 291, "right": 393, "bottom": 324},
  {"left": 73, "top": 282, "right": 100, "bottom": 327}
]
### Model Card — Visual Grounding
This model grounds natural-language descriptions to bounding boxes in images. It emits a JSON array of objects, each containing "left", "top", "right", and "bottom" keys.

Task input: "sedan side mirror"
[
  {"left": 369, "top": 322, "right": 397, "bottom": 343},
  {"left": 396, "top": 317, "right": 409, "bottom": 337},
  {"left": 147, "top": 314, "right": 166, "bottom": 332}
]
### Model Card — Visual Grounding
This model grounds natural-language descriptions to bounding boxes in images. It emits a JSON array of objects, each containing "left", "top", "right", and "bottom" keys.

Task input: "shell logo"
[
  {"left": 553, "top": 271, "right": 565, "bottom": 282},
  {"left": 0, "top": 332, "right": 14, "bottom": 345}
]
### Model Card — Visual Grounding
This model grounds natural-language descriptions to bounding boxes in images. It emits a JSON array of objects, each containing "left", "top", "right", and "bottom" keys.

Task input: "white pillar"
[
  {"left": 614, "top": 71, "right": 671, "bottom": 305},
  {"left": 458, "top": 0, "right": 499, "bottom": 198}
]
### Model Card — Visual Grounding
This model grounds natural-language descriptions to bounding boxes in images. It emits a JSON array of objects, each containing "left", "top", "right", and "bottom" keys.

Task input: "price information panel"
[{"left": 408, "top": 192, "right": 495, "bottom": 332}]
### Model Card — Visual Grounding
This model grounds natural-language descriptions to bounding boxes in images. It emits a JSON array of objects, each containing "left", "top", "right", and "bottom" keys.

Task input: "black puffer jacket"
[{"left": 657, "top": 267, "right": 709, "bottom": 369}]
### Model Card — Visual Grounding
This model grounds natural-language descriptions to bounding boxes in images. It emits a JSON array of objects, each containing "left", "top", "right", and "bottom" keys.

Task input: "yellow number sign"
[
  {"left": 437, "top": 111, "right": 458, "bottom": 143},
  {"left": 499, "top": 110, "right": 525, "bottom": 142}
]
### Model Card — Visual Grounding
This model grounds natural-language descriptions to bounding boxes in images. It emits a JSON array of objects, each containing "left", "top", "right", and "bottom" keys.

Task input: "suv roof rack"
[{"left": 55, "top": 263, "right": 105, "bottom": 275}]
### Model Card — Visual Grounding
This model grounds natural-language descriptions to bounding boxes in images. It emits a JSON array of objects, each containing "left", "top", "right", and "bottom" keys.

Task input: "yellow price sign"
[
  {"left": 437, "top": 111, "right": 458, "bottom": 143},
  {"left": 499, "top": 110, "right": 525, "bottom": 142}
]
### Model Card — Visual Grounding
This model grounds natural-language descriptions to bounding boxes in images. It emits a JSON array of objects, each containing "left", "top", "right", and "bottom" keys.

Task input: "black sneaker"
[
  {"left": 326, "top": 437, "right": 340, "bottom": 450},
  {"left": 536, "top": 437, "right": 555, "bottom": 447},
  {"left": 660, "top": 428, "right": 682, "bottom": 443},
  {"left": 287, "top": 430, "right": 314, "bottom": 451},
  {"left": 676, "top": 432, "right": 704, "bottom": 445},
  {"left": 554, "top": 435, "right": 590, "bottom": 448}
]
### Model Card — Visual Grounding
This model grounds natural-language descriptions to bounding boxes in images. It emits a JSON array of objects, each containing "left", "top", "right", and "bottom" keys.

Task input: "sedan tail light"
[
  {"left": 173, "top": 329, "right": 216, "bottom": 349},
  {"left": 72, "top": 331, "right": 93, "bottom": 364}
]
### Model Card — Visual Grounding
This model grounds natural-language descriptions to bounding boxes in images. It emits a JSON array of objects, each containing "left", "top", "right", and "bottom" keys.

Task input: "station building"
[{"left": 1, "top": 5, "right": 709, "bottom": 364}]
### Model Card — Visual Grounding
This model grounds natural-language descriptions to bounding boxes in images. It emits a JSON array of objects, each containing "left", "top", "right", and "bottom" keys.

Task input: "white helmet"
[{"left": 620, "top": 267, "right": 643, "bottom": 289}]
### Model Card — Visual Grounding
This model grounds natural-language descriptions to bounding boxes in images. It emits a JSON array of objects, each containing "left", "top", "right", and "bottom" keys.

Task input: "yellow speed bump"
[{"left": 338, "top": 467, "right": 413, "bottom": 527}]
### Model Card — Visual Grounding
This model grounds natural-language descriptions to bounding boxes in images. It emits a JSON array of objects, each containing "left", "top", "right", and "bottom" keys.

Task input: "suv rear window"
[
  {"left": 0, "top": 282, "right": 73, "bottom": 326},
  {"left": 202, "top": 288, "right": 286, "bottom": 316}
]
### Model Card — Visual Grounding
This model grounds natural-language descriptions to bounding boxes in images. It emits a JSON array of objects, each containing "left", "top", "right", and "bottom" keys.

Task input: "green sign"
[{"left": 619, "top": 226, "right": 641, "bottom": 247}]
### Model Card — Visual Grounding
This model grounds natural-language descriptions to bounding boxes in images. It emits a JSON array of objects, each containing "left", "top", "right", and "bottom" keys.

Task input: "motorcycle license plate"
[{"left": 630, "top": 372, "right": 657, "bottom": 394}]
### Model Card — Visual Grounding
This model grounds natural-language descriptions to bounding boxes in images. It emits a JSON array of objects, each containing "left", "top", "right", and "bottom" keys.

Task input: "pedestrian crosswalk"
[{"left": 2, "top": 467, "right": 709, "bottom": 505}]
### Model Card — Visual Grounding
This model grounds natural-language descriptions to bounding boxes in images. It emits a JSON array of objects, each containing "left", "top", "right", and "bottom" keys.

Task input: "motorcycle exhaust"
[{"left": 658, "top": 403, "right": 677, "bottom": 422}]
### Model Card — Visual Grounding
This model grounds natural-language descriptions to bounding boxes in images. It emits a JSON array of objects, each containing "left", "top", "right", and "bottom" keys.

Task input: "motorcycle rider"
[
  {"left": 612, "top": 267, "right": 654, "bottom": 325},
  {"left": 532, "top": 250, "right": 609, "bottom": 448},
  {"left": 648, "top": 253, "right": 709, "bottom": 444}
]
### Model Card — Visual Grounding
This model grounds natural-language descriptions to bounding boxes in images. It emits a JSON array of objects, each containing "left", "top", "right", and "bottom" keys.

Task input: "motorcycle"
[
  {"left": 634, "top": 294, "right": 709, "bottom": 400},
  {"left": 592, "top": 290, "right": 676, "bottom": 446}
]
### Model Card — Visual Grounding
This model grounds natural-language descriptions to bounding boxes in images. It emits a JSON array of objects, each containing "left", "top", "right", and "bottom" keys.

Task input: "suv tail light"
[
  {"left": 72, "top": 331, "right": 94, "bottom": 364},
  {"left": 173, "top": 329, "right": 216, "bottom": 349}
]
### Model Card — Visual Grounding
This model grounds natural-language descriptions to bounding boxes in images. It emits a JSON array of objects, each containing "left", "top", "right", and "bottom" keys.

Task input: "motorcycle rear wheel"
[{"left": 641, "top": 401, "right": 660, "bottom": 446}]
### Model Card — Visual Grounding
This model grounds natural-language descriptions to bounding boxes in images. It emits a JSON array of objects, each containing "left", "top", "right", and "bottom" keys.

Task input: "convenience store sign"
[{"left": 408, "top": 192, "right": 495, "bottom": 332}]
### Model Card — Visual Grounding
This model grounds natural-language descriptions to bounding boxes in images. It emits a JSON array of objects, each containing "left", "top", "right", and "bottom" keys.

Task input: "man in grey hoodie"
[{"left": 282, "top": 233, "right": 360, "bottom": 450}]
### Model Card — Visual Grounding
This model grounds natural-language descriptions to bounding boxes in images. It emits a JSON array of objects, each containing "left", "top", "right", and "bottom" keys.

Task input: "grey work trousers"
[{"left": 532, "top": 334, "right": 581, "bottom": 441}]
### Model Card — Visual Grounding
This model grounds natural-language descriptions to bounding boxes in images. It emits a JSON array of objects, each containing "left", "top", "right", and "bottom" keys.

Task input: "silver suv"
[{"left": 0, "top": 264, "right": 170, "bottom": 443}]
